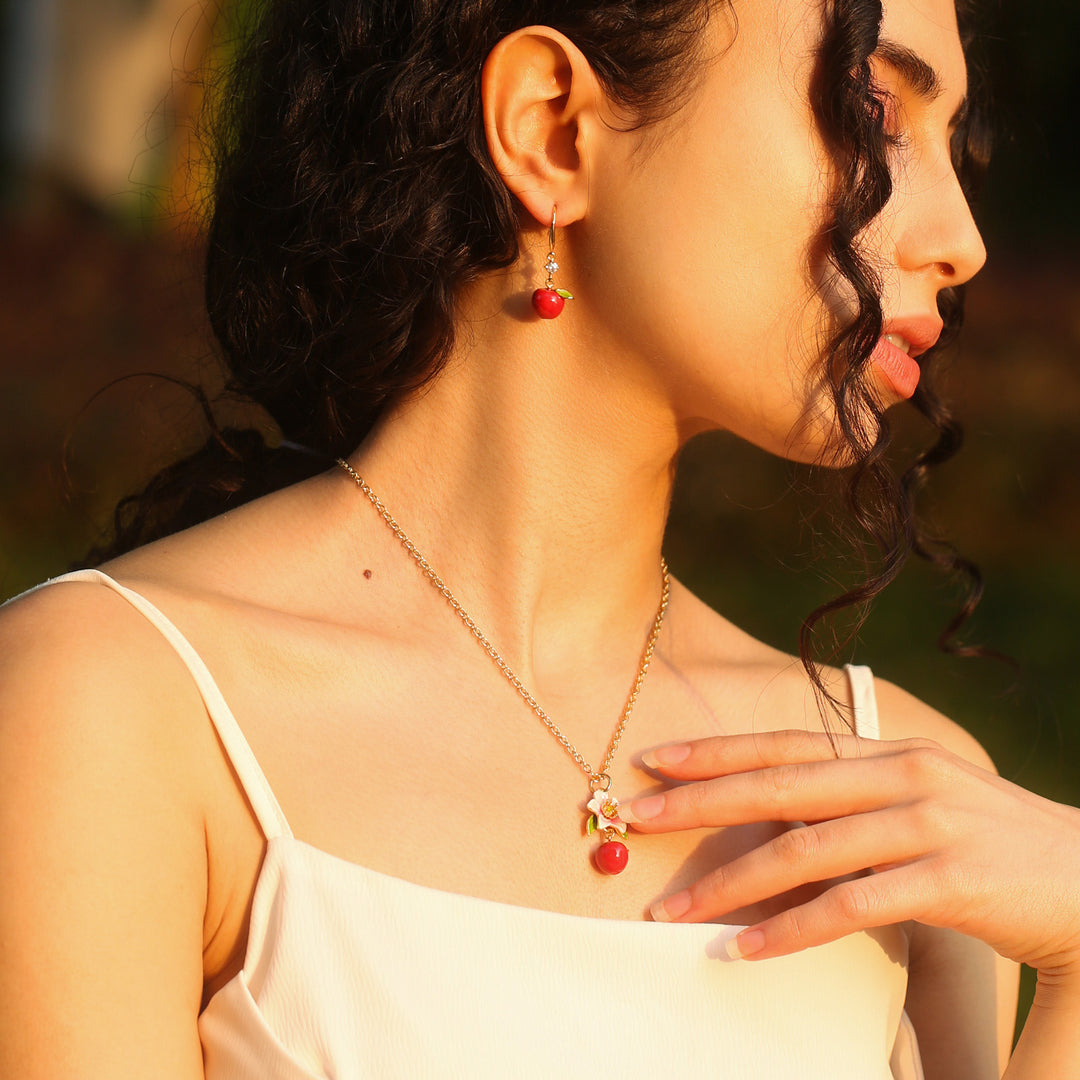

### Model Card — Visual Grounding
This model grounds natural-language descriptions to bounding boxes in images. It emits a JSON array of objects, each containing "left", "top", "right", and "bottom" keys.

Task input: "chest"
[{"left": 200, "top": 622, "right": 841, "bottom": 946}]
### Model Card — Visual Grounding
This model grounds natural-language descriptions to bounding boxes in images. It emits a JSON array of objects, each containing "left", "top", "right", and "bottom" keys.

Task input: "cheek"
[{"left": 584, "top": 89, "right": 836, "bottom": 452}]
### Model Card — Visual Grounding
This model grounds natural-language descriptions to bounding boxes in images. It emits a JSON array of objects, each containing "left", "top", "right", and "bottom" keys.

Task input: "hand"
[{"left": 626, "top": 730, "right": 1080, "bottom": 974}]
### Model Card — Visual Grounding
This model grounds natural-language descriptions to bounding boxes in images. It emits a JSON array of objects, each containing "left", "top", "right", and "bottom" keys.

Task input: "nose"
[{"left": 893, "top": 151, "right": 987, "bottom": 289}]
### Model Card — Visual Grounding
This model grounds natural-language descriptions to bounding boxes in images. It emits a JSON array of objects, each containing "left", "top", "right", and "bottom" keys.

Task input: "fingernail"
[
  {"left": 641, "top": 743, "right": 691, "bottom": 770},
  {"left": 725, "top": 929, "right": 766, "bottom": 960},
  {"left": 650, "top": 890, "right": 692, "bottom": 923},
  {"left": 621, "top": 793, "right": 665, "bottom": 823},
  {"left": 705, "top": 926, "right": 742, "bottom": 961}
]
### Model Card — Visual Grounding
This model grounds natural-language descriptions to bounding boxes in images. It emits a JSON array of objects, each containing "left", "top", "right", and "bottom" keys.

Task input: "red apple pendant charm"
[
  {"left": 595, "top": 839, "right": 629, "bottom": 875},
  {"left": 586, "top": 786, "right": 629, "bottom": 875},
  {"left": 532, "top": 287, "right": 573, "bottom": 319},
  {"left": 533, "top": 235, "right": 573, "bottom": 318}
]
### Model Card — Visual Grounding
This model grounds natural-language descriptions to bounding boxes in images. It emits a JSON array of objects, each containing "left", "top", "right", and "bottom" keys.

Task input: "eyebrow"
[{"left": 873, "top": 39, "right": 944, "bottom": 102}]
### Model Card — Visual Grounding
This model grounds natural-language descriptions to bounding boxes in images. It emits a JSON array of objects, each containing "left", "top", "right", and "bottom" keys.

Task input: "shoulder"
[
  {"left": 0, "top": 576, "right": 213, "bottom": 1073},
  {"left": 869, "top": 673, "right": 997, "bottom": 773},
  {"left": 666, "top": 580, "right": 876, "bottom": 726},
  {"left": 0, "top": 574, "right": 211, "bottom": 749},
  {"left": 667, "top": 580, "right": 998, "bottom": 770},
  {"left": 0, "top": 574, "right": 216, "bottom": 892},
  {"left": 665, "top": 580, "right": 863, "bottom": 733},
  {"left": 0, "top": 570, "right": 245, "bottom": 858}
]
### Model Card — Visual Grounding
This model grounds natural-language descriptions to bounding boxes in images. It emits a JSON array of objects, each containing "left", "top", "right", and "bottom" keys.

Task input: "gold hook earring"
[{"left": 531, "top": 205, "right": 574, "bottom": 319}]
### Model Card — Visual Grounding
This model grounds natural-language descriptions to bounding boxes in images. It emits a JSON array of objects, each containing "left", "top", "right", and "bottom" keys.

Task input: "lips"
[
  {"left": 871, "top": 336, "right": 921, "bottom": 399},
  {"left": 870, "top": 315, "right": 944, "bottom": 400}
]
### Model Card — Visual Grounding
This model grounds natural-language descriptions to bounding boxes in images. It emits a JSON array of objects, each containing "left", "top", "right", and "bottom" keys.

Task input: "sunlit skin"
[{"left": 1, "top": 0, "right": 1079, "bottom": 1078}]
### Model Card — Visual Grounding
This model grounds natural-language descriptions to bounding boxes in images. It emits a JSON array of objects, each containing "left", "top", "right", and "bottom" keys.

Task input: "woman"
[{"left": 2, "top": 0, "right": 1078, "bottom": 1076}]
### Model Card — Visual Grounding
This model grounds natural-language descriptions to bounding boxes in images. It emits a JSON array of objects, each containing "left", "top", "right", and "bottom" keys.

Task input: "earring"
[{"left": 531, "top": 205, "right": 574, "bottom": 319}]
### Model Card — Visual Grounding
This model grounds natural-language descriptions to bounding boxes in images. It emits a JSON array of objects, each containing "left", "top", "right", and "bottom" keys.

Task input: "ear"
[{"left": 481, "top": 26, "right": 602, "bottom": 230}]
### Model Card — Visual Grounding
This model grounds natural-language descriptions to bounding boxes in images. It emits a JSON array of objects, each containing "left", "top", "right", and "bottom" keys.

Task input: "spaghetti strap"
[
  {"left": 844, "top": 664, "right": 880, "bottom": 739},
  {"left": 16, "top": 569, "right": 293, "bottom": 842}
]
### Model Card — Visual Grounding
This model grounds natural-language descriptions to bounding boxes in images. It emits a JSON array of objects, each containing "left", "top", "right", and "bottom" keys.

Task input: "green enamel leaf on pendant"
[
  {"left": 586, "top": 814, "right": 597, "bottom": 836},
  {"left": 555, "top": 289, "right": 574, "bottom": 300}
]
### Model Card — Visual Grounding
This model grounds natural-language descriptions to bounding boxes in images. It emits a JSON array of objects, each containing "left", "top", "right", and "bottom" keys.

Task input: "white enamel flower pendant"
[{"left": 586, "top": 790, "right": 627, "bottom": 837}]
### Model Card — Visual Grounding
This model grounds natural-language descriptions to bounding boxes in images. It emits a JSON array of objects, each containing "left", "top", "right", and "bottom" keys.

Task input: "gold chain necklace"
[{"left": 336, "top": 459, "right": 669, "bottom": 875}]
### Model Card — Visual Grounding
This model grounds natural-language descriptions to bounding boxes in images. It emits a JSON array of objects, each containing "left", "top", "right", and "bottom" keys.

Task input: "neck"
[{"left": 343, "top": 270, "right": 682, "bottom": 688}]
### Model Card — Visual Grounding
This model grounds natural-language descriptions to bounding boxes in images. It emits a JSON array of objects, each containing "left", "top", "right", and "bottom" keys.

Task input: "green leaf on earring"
[
  {"left": 555, "top": 289, "right": 574, "bottom": 299},
  {"left": 586, "top": 814, "right": 597, "bottom": 835}
]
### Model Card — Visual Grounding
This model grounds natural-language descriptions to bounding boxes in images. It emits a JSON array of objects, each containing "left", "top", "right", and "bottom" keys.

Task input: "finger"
[
  {"left": 650, "top": 807, "right": 926, "bottom": 925},
  {"left": 640, "top": 729, "right": 933, "bottom": 782},
  {"left": 721, "top": 865, "right": 935, "bottom": 960},
  {"left": 625, "top": 754, "right": 913, "bottom": 833}
]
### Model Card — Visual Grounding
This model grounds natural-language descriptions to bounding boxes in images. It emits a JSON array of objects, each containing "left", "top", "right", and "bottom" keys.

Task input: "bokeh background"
[{"left": 1, "top": 0, "right": 1077, "bottom": 1035}]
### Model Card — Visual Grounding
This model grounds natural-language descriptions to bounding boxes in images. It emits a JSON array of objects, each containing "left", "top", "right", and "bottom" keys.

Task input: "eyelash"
[{"left": 869, "top": 87, "right": 907, "bottom": 149}]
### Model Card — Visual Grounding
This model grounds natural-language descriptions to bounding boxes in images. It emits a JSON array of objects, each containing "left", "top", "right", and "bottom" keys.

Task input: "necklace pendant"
[
  {"left": 586, "top": 788, "right": 629, "bottom": 875},
  {"left": 595, "top": 836, "right": 629, "bottom": 875}
]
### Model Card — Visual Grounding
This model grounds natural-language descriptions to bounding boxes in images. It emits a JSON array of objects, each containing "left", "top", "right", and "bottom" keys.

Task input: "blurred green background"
[{"left": 0, "top": 0, "right": 1077, "bottom": 1036}]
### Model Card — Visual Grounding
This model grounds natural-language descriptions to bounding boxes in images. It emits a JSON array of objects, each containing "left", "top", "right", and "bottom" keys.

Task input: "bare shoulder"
[
  {"left": 0, "top": 579, "right": 211, "bottom": 1078},
  {"left": 667, "top": 579, "right": 863, "bottom": 729},
  {"left": 668, "top": 581, "right": 1002, "bottom": 772},
  {"left": 0, "top": 574, "right": 212, "bottom": 736},
  {"left": 870, "top": 673, "right": 998, "bottom": 773}
]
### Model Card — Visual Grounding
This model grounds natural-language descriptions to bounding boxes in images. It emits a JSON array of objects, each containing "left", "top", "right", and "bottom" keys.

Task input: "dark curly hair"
[{"left": 89, "top": 0, "right": 991, "bottom": 725}]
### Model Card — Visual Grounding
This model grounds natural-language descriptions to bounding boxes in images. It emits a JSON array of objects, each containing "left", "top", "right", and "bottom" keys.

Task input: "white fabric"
[
  {"left": 846, "top": 664, "right": 881, "bottom": 739},
  {"left": 19, "top": 571, "right": 923, "bottom": 1079}
]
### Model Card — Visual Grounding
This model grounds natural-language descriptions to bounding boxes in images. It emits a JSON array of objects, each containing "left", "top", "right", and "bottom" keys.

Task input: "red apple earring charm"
[{"left": 531, "top": 205, "right": 574, "bottom": 319}]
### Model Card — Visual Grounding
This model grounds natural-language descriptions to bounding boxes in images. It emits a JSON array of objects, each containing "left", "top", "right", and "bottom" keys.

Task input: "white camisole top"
[{"left": 21, "top": 570, "right": 925, "bottom": 1079}]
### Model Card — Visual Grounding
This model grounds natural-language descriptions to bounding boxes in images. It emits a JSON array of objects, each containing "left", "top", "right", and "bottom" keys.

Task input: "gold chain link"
[{"left": 336, "top": 459, "right": 669, "bottom": 784}]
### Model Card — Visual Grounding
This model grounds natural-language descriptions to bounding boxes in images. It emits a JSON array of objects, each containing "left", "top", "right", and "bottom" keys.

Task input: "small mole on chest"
[{"left": 363, "top": 569, "right": 373, "bottom": 579}]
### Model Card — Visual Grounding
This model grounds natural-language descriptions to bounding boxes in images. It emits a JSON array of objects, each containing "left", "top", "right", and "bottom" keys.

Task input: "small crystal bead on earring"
[{"left": 531, "top": 205, "right": 574, "bottom": 319}]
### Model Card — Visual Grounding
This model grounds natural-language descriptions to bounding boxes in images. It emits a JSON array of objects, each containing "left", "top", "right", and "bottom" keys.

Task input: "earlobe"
[{"left": 481, "top": 26, "right": 599, "bottom": 228}]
